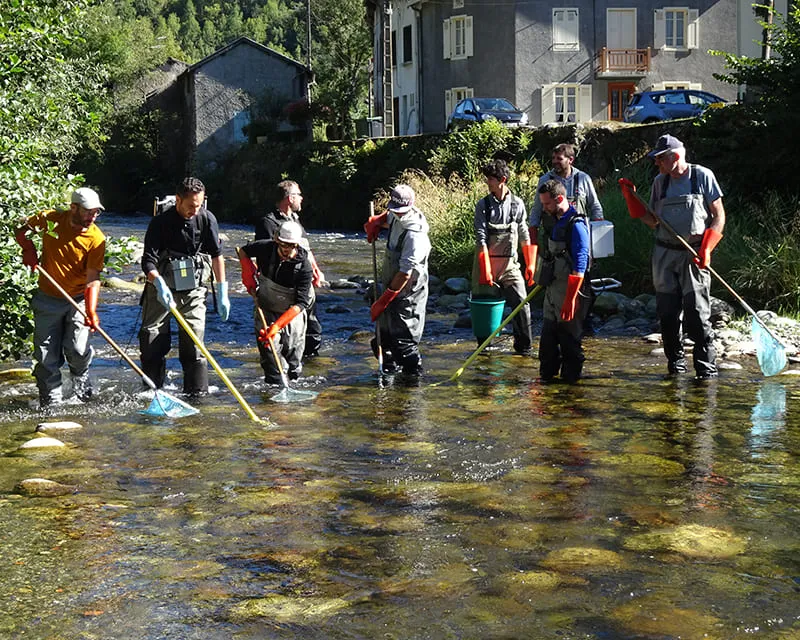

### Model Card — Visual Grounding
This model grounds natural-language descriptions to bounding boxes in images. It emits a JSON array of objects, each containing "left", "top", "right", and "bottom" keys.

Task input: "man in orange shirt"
[{"left": 15, "top": 187, "right": 106, "bottom": 407}]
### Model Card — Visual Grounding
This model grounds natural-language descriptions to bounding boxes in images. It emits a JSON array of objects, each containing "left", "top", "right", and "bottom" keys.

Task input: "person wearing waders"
[
  {"left": 239, "top": 221, "right": 314, "bottom": 384},
  {"left": 139, "top": 177, "right": 230, "bottom": 396},
  {"left": 620, "top": 134, "right": 726, "bottom": 379},
  {"left": 254, "top": 179, "right": 324, "bottom": 358},
  {"left": 529, "top": 143, "right": 604, "bottom": 334},
  {"left": 536, "top": 180, "right": 591, "bottom": 383},
  {"left": 472, "top": 159, "right": 536, "bottom": 354},
  {"left": 14, "top": 188, "right": 106, "bottom": 407},
  {"left": 364, "top": 184, "right": 431, "bottom": 377}
]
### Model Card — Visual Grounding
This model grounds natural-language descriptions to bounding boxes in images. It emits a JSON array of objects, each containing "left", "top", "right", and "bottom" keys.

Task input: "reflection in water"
[{"left": 750, "top": 381, "right": 787, "bottom": 451}]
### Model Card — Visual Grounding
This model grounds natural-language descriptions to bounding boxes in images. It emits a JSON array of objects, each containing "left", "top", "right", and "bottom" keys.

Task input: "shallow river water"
[{"left": 1, "top": 217, "right": 799, "bottom": 639}]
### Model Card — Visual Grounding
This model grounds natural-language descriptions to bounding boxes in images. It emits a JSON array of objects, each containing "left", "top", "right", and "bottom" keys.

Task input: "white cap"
[
  {"left": 71, "top": 187, "right": 104, "bottom": 211},
  {"left": 276, "top": 220, "right": 304, "bottom": 244}
]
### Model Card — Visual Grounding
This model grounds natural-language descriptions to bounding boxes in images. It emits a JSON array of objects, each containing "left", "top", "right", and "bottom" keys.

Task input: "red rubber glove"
[
  {"left": 239, "top": 253, "right": 258, "bottom": 295},
  {"left": 477, "top": 246, "right": 494, "bottom": 287},
  {"left": 694, "top": 228, "right": 723, "bottom": 269},
  {"left": 259, "top": 306, "right": 302, "bottom": 345},
  {"left": 521, "top": 242, "right": 538, "bottom": 287},
  {"left": 84, "top": 284, "right": 100, "bottom": 331},
  {"left": 618, "top": 178, "right": 648, "bottom": 219},
  {"left": 370, "top": 287, "right": 400, "bottom": 321},
  {"left": 364, "top": 211, "right": 388, "bottom": 243},
  {"left": 15, "top": 227, "right": 38, "bottom": 271},
  {"left": 561, "top": 274, "right": 584, "bottom": 322}
]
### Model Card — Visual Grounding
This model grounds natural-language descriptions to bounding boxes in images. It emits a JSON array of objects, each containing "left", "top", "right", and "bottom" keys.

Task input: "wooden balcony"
[{"left": 596, "top": 47, "right": 651, "bottom": 77}]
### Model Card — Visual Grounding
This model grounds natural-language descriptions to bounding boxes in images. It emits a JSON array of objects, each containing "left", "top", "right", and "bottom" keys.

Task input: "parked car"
[
  {"left": 623, "top": 90, "right": 726, "bottom": 124},
  {"left": 446, "top": 97, "right": 528, "bottom": 131}
]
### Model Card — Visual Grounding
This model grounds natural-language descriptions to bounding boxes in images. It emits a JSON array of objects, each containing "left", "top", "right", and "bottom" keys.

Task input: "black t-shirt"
[
  {"left": 241, "top": 240, "right": 314, "bottom": 310},
  {"left": 254, "top": 210, "right": 309, "bottom": 243},
  {"left": 142, "top": 206, "right": 222, "bottom": 274}
]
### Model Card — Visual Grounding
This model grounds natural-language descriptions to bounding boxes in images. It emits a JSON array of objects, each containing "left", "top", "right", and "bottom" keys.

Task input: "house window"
[
  {"left": 402, "top": 25, "right": 413, "bottom": 64},
  {"left": 442, "top": 15, "right": 474, "bottom": 60},
  {"left": 654, "top": 8, "right": 699, "bottom": 50},
  {"left": 444, "top": 86, "right": 474, "bottom": 121},
  {"left": 553, "top": 9, "right": 579, "bottom": 51},
  {"left": 391, "top": 30, "right": 397, "bottom": 67},
  {"left": 541, "top": 83, "right": 592, "bottom": 124},
  {"left": 453, "top": 0, "right": 464, "bottom": 7}
]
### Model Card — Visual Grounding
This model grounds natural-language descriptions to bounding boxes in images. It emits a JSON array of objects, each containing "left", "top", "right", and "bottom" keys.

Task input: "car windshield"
[{"left": 473, "top": 98, "right": 516, "bottom": 113}]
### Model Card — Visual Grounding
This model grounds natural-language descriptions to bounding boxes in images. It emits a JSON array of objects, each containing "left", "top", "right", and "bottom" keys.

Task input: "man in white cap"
[
  {"left": 365, "top": 183, "right": 431, "bottom": 377},
  {"left": 239, "top": 220, "right": 314, "bottom": 384},
  {"left": 14, "top": 187, "right": 106, "bottom": 406},
  {"left": 620, "top": 133, "right": 726, "bottom": 379}
]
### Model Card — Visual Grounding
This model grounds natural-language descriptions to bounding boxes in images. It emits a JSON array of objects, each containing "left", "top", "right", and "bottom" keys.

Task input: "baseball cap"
[
  {"left": 387, "top": 184, "right": 415, "bottom": 214},
  {"left": 276, "top": 220, "right": 304, "bottom": 244},
  {"left": 71, "top": 187, "right": 105, "bottom": 211},
  {"left": 647, "top": 134, "right": 684, "bottom": 158}
]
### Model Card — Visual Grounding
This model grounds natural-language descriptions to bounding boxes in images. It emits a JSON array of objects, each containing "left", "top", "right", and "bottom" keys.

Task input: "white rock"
[
  {"left": 650, "top": 347, "right": 665, "bottom": 357},
  {"left": 718, "top": 361, "right": 743, "bottom": 370},
  {"left": 19, "top": 437, "right": 66, "bottom": 449},
  {"left": 643, "top": 333, "right": 661, "bottom": 344},
  {"left": 36, "top": 421, "right": 83, "bottom": 432},
  {"left": 15, "top": 478, "right": 76, "bottom": 497}
]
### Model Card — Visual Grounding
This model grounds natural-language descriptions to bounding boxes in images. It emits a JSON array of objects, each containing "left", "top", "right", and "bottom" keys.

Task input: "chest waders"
[
  {"left": 376, "top": 221, "right": 428, "bottom": 374},
  {"left": 651, "top": 166, "right": 717, "bottom": 377},
  {"left": 539, "top": 214, "right": 589, "bottom": 383},
  {"left": 255, "top": 263, "right": 311, "bottom": 383}
]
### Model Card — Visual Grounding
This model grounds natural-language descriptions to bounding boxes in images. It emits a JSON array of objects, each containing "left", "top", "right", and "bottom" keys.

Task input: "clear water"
[{"left": 1, "top": 217, "right": 799, "bottom": 638}]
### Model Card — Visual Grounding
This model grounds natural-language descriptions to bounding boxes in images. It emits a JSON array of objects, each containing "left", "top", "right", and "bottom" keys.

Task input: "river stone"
[
  {"left": 501, "top": 570, "right": 587, "bottom": 591},
  {"left": 347, "top": 329, "right": 373, "bottom": 343},
  {"left": 623, "top": 524, "right": 746, "bottom": 558},
  {"left": 0, "top": 368, "right": 32, "bottom": 381},
  {"left": 602, "top": 453, "right": 685, "bottom": 476},
  {"left": 643, "top": 333, "right": 661, "bottom": 344},
  {"left": 601, "top": 316, "right": 627, "bottom": 332},
  {"left": 611, "top": 598, "right": 721, "bottom": 640},
  {"left": 437, "top": 293, "right": 469, "bottom": 309},
  {"left": 454, "top": 310, "right": 472, "bottom": 329},
  {"left": 14, "top": 478, "right": 76, "bottom": 497},
  {"left": 36, "top": 420, "right": 83, "bottom": 432},
  {"left": 347, "top": 275, "right": 370, "bottom": 286},
  {"left": 103, "top": 276, "right": 144, "bottom": 293},
  {"left": 229, "top": 595, "right": 350, "bottom": 623},
  {"left": 593, "top": 291, "right": 625, "bottom": 316},
  {"left": 324, "top": 304, "right": 352, "bottom": 314},
  {"left": 19, "top": 436, "right": 66, "bottom": 449},
  {"left": 443, "top": 277, "right": 470, "bottom": 294},
  {"left": 540, "top": 547, "right": 623, "bottom": 571}
]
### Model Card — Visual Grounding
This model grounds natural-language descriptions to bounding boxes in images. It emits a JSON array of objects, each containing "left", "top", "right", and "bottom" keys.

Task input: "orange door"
[{"left": 608, "top": 82, "right": 636, "bottom": 120}]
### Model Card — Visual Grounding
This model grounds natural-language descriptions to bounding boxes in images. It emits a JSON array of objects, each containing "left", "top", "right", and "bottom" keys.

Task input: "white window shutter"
[
  {"left": 687, "top": 9, "right": 699, "bottom": 49},
  {"left": 465, "top": 15, "right": 474, "bottom": 57},
  {"left": 579, "top": 85, "right": 592, "bottom": 122},
  {"left": 445, "top": 89, "right": 453, "bottom": 121},
  {"left": 568, "top": 10, "right": 579, "bottom": 48},
  {"left": 654, "top": 9, "right": 666, "bottom": 49},
  {"left": 443, "top": 19, "right": 451, "bottom": 59},
  {"left": 689, "top": 82, "right": 703, "bottom": 90},
  {"left": 541, "top": 84, "right": 555, "bottom": 124}
]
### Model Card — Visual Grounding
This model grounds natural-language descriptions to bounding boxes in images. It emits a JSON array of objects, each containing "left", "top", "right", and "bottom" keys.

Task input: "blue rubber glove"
[
  {"left": 215, "top": 281, "right": 230, "bottom": 321},
  {"left": 152, "top": 275, "right": 174, "bottom": 310}
]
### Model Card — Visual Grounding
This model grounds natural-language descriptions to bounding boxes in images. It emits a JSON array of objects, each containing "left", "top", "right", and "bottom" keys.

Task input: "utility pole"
[{"left": 382, "top": 0, "right": 394, "bottom": 137}]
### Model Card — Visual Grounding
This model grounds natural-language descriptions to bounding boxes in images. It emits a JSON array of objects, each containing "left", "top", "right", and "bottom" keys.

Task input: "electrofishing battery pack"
[{"left": 168, "top": 257, "right": 197, "bottom": 291}]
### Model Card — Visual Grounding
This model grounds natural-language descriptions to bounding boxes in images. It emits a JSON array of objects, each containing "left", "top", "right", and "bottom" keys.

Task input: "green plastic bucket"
[{"left": 469, "top": 297, "right": 505, "bottom": 339}]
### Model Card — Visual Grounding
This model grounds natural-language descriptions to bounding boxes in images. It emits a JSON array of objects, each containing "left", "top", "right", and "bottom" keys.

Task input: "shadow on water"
[{"left": 1, "top": 217, "right": 800, "bottom": 638}]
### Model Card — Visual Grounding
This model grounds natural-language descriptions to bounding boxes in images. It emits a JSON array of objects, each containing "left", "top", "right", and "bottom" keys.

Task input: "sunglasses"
[{"left": 276, "top": 240, "right": 299, "bottom": 250}]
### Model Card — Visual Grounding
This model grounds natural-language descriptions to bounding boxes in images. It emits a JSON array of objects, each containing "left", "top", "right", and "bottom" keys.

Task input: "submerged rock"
[
  {"left": 14, "top": 478, "right": 76, "bottom": 497},
  {"left": 103, "top": 276, "right": 144, "bottom": 293},
  {"left": 18, "top": 436, "right": 66, "bottom": 449},
  {"left": 501, "top": 569, "right": 587, "bottom": 591},
  {"left": 623, "top": 523, "right": 746, "bottom": 559},
  {"left": 443, "top": 277, "right": 470, "bottom": 294},
  {"left": 611, "top": 597, "right": 722, "bottom": 639},
  {"left": 36, "top": 420, "right": 83, "bottom": 432},
  {"left": 540, "top": 547, "right": 623, "bottom": 571},
  {"left": 229, "top": 595, "right": 350, "bottom": 623},
  {"left": 0, "top": 368, "right": 32, "bottom": 381}
]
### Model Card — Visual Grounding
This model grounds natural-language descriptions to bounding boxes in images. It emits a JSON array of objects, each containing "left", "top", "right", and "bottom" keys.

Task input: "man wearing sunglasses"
[
  {"left": 254, "top": 179, "right": 324, "bottom": 357},
  {"left": 14, "top": 187, "right": 106, "bottom": 407},
  {"left": 240, "top": 221, "right": 314, "bottom": 384}
]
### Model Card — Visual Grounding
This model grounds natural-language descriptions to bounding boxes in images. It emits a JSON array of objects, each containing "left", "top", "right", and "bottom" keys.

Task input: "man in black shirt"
[
  {"left": 254, "top": 179, "right": 323, "bottom": 357},
  {"left": 240, "top": 221, "right": 314, "bottom": 384},
  {"left": 139, "top": 177, "right": 230, "bottom": 395}
]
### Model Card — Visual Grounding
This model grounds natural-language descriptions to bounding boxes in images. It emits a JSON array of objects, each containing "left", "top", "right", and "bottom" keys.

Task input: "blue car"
[
  {"left": 446, "top": 97, "right": 528, "bottom": 131},
  {"left": 623, "top": 89, "right": 726, "bottom": 124}
]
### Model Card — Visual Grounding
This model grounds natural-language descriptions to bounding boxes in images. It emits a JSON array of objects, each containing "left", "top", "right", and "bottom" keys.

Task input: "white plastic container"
[{"left": 590, "top": 220, "right": 615, "bottom": 259}]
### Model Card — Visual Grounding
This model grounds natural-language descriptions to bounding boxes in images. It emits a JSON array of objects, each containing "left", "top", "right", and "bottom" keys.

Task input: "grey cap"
[
  {"left": 71, "top": 187, "right": 104, "bottom": 211},
  {"left": 387, "top": 184, "right": 415, "bottom": 214},
  {"left": 647, "top": 134, "right": 684, "bottom": 158},
  {"left": 276, "top": 220, "right": 304, "bottom": 244}
]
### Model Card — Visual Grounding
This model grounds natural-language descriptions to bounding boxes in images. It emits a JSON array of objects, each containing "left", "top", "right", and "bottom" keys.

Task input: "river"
[{"left": 0, "top": 215, "right": 798, "bottom": 638}]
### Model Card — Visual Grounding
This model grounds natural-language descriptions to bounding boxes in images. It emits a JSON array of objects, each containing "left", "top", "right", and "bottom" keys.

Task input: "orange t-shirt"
[{"left": 27, "top": 209, "right": 106, "bottom": 298}]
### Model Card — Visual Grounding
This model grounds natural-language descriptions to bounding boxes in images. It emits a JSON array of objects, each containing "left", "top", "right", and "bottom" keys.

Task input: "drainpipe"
[{"left": 412, "top": 2, "right": 423, "bottom": 132}]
